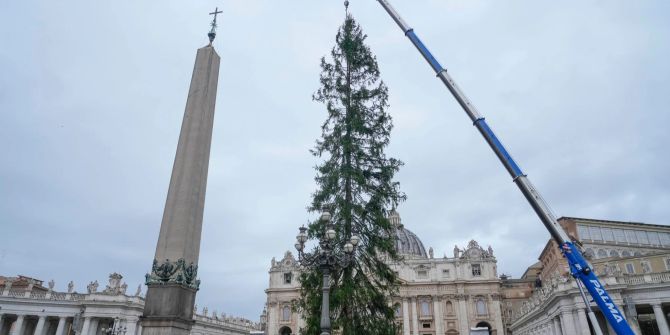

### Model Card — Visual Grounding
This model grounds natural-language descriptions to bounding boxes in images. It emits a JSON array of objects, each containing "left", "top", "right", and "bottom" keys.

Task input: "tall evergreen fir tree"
[{"left": 298, "top": 14, "right": 405, "bottom": 335}]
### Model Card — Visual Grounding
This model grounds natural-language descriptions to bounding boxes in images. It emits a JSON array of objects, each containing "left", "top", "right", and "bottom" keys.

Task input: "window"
[
  {"left": 472, "top": 264, "right": 482, "bottom": 277},
  {"left": 622, "top": 250, "right": 631, "bottom": 257},
  {"left": 648, "top": 231, "right": 661, "bottom": 245},
  {"left": 613, "top": 229, "right": 626, "bottom": 243},
  {"left": 609, "top": 250, "right": 620, "bottom": 258},
  {"left": 625, "top": 263, "right": 635, "bottom": 274},
  {"left": 417, "top": 270, "right": 428, "bottom": 279},
  {"left": 419, "top": 301, "right": 431, "bottom": 316},
  {"left": 589, "top": 226, "right": 603, "bottom": 241},
  {"left": 584, "top": 248, "right": 595, "bottom": 258},
  {"left": 625, "top": 230, "right": 638, "bottom": 244},
  {"left": 597, "top": 249, "right": 608, "bottom": 259},
  {"left": 284, "top": 272, "right": 292, "bottom": 284},
  {"left": 636, "top": 231, "right": 650, "bottom": 245},
  {"left": 442, "top": 269, "right": 450, "bottom": 279},
  {"left": 476, "top": 299, "right": 487, "bottom": 316},
  {"left": 282, "top": 306, "right": 291, "bottom": 321},
  {"left": 394, "top": 304, "right": 402, "bottom": 318},
  {"left": 601, "top": 228, "right": 615, "bottom": 242},
  {"left": 577, "top": 225, "right": 591, "bottom": 240},
  {"left": 422, "top": 323, "right": 431, "bottom": 329},
  {"left": 660, "top": 233, "right": 670, "bottom": 247}
]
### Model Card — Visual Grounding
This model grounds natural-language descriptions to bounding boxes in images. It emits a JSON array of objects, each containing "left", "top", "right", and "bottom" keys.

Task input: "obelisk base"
[{"left": 141, "top": 284, "right": 197, "bottom": 335}]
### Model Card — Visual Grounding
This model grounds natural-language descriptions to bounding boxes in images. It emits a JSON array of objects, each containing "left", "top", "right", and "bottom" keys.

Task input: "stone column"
[
  {"left": 576, "top": 308, "right": 590, "bottom": 335},
  {"left": 88, "top": 319, "right": 98, "bottom": 335},
  {"left": 54, "top": 318, "right": 66, "bottom": 335},
  {"left": 10, "top": 315, "right": 25, "bottom": 335},
  {"left": 457, "top": 295, "right": 469, "bottom": 335},
  {"left": 491, "top": 295, "right": 505, "bottom": 334},
  {"left": 402, "top": 299, "right": 410, "bottom": 335},
  {"left": 80, "top": 318, "right": 91, "bottom": 335},
  {"left": 433, "top": 297, "right": 444, "bottom": 335},
  {"left": 653, "top": 304, "right": 670, "bottom": 335},
  {"left": 411, "top": 298, "right": 419, "bottom": 335},
  {"left": 142, "top": 44, "right": 221, "bottom": 335},
  {"left": 34, "top": 316, "right": 47, "bottom": 335},
  {"left": 126, "top": 319, "right": 138, "bottom": 335},
  {"left": 552, "top": 317, "right": 562, "bottom": 335},
  {"left": 559, "top": 311, "right": 576, "bottom": 335}
]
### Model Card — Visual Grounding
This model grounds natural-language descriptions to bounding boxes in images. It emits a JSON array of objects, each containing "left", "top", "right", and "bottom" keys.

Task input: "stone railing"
[
  {"left": 510, "top": 276, "right": 578, "bottom": 324},
  {"left": 70, "top": 293, "right": 86, "bottom": 300},
  {"left": 30, "top": 291, "right": 47, "bottom": 299},
  {"left": 194, "top": 314, "right": 261, "bottom": 331},
  {"left": 8, "top": 289, "right": 24, "bottom": 297},
  {"left": 2, "top": 290, "right": 131, "bottom": 302},
  {"left": 51, "top": 292, "right": 67, "bottom": 300},
  {"left": 617, "top": 272, "right": 670, "bottom": 285}
]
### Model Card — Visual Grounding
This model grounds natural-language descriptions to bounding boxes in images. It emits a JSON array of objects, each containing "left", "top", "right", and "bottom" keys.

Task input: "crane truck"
[{"left": 374, "top": 1, "right": 636, "bottom": 334}]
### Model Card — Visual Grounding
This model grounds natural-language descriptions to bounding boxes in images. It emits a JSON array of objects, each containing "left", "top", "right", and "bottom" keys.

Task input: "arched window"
[
  {"left": 281, "top": 306, "right": 291, "bottom": 321},
  {"left": 609, "top": 250, "right": 620, "bottom": 258},
  {"left": 597, "top": 249, "right": 608, "bottom": 258},
  {"left": 622, "top": 250, "right": 631, "bottom": 257},
  {"left": 476, "top": 298, "right": 487, "bottom": 316},
  {"left": 420, "top": 300, "right": 431, "bottom": 316},
  {"left": 445, "top": 301, "right": 454, "bottom": 315},
  {"left": 584, "top": 248, "right": 595, "bottom": 259}
]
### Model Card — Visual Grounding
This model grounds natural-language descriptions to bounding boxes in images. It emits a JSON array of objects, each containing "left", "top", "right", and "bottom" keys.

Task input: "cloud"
[{"left": 1, "top": 0, "right": 669, "bottom": 321}]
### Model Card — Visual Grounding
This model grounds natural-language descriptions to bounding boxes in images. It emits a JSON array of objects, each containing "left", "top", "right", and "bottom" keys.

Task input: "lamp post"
[
  {"left": 101, "top": 317, "right": 127, "bottom": 335},
  {"left": 295, "top": 211, "right": 360, "bottom": 335}
]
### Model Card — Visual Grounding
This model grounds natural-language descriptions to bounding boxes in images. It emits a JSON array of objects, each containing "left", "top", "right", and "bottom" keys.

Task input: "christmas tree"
[{"left": 298, "top": 13, "right": 406, "bottom": 335}]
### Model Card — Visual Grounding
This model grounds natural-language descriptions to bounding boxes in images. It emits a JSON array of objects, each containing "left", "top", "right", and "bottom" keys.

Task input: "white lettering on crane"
[{"left": 590, "top": 280, "right": 624, "bottom": 323}]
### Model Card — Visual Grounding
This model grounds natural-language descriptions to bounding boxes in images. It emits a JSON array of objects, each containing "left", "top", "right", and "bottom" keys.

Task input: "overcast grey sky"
[{"left": 1, "top": 0, "right": 669, "bottom": 321}]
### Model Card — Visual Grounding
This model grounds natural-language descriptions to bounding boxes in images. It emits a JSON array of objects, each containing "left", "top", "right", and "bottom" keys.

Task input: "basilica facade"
[{"left": 263, "top": 211, "right": 505, "bottom": 335}]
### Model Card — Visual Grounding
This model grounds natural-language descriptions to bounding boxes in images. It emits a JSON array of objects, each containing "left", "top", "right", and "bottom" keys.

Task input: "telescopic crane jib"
[{"left": 373, "top": 1, "right": 636, "bottom": 334}]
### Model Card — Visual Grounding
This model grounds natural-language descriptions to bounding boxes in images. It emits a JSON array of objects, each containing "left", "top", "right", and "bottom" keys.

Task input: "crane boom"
[{"left": 375, "top": 1, "right": 635, "bottom": 334}]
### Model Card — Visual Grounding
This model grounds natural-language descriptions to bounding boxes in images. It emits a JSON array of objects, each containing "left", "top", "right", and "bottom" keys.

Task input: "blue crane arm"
[{"left": 375, "top": 1, "right": 634, "bottom": 334}]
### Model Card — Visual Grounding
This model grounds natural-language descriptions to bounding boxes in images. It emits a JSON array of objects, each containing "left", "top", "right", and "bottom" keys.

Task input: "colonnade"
[
  {"left": 0, "top": 314, "right": 140, "bottom": 335},
  {"left": 513, "top": 303, "right": 670, "bottom": 335}
]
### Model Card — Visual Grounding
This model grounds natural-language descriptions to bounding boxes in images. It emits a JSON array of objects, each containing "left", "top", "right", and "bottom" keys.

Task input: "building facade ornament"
[
  {"left": 87, "top": 280, "right": 99, "bottom": 293},
  {"left": 144, "top": 258, "right": 200, "bottom": 290}
]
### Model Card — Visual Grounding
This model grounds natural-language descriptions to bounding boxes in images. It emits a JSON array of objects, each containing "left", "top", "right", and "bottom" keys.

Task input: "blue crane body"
[{"left": 374, "top": 1, "right": 635, "bottom": 334}]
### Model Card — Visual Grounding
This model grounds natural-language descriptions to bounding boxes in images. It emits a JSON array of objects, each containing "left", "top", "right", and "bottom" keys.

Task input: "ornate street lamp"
[
  {"left": 295, "top": 211, "right": 360, "bottom": 335},
  {"left": 102, "top": 317, "right": 127, "bottom": 335}
]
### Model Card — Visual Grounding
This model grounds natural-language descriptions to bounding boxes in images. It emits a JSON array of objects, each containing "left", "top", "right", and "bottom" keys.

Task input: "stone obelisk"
[{"left": 141, "top": 9, "right": 222, "bottom": 335}]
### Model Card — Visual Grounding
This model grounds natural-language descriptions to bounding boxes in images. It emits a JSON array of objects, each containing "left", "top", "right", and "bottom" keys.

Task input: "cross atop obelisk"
[{"left": 208, "top": 7, "right": 223, "bottom": 45}]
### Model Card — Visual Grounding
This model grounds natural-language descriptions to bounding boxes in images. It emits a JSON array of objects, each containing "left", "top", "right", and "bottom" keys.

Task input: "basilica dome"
[{"left": 389, "top": 210, "right": 427, "bottom": 259}]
